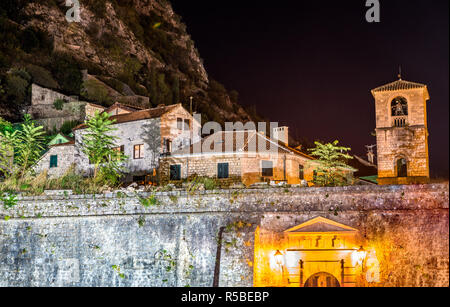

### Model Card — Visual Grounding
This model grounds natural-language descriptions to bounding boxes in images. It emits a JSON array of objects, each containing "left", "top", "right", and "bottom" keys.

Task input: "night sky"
[{"left": 171, "top": 0, "right": 449, "bottom": 178}]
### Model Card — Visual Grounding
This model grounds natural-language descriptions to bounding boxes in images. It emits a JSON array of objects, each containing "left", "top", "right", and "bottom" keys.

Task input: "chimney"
[{"left": 272, "top": 126, "right": 289, "bottom": 146}]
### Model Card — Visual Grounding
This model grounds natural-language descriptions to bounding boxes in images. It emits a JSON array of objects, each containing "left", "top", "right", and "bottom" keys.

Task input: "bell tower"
[{"left": 371, "top": 76, "right": 430, "bottom": 185}]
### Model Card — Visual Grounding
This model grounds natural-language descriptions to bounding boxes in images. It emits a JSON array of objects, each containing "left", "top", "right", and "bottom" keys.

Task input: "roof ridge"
[{"left": 372, "top": 79, "right": 427, "bottom": 93}]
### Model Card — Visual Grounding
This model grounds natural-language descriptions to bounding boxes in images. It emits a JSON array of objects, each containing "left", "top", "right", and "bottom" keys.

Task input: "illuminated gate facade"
[{"left": 254, "top": 216, "right": 368, "bottom": 287}]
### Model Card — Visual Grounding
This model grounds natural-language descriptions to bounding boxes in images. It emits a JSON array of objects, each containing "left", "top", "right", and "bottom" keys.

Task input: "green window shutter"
[
  {"left": 50, "top": 155, "right": 58, "bottom": 168},
  {"left": 218, "top": 163, "right": 229, "bottom": 179},
  {"left": 170, "top": 165, "right": 181, "bottom": 181}
]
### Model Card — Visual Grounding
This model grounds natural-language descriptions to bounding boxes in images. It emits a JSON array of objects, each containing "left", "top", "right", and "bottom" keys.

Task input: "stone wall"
[
  {"left": 0, "top": 183, "right": 448, "bottom": 287},
  {"left": 31, "top": 84, "right": 78, "bottom": 106}
]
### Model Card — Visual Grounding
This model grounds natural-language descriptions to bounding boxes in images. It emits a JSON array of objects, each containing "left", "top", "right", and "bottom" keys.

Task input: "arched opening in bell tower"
[{"left": 391, "top": 97, "right": 409, "bottom": 127}]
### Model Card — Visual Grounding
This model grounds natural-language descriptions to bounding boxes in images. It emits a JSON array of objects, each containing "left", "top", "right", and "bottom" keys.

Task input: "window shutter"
[
  {"left": 218, "top": 163, "right": 229, "bottom": 179},
  {"left": 170, "top": 165, "right": 181, "bottom": 181},
  {"left": 50, "top": 155, "right": 58, "bottom": 168}
]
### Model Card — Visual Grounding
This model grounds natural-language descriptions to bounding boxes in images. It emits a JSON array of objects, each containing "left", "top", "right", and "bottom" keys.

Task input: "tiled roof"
[
  {"left": 171, "top": 130, "right": 314, "bottom": 160},
  {"left": 73, "top": 104, "right": 180, "bottom": 131},
  {"left": 348, "top": 155, "right": 378, "bottom": 177},
  {"left": 103, "top": 102, "right": 144, "bottom": 114},
  {"left": 49, "top": 140, "right": 75, "bottom": 148},
  {"left": 372, "top": 79, "right": 427, "bottom": 93},
  {"left": 86, "top": 102, "right": 106, "bottom": 109}
]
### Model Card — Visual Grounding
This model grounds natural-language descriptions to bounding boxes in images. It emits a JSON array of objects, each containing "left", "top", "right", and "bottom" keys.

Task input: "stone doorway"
[{"left": 304, "top": 272, "right": 341, "bottom": 287}]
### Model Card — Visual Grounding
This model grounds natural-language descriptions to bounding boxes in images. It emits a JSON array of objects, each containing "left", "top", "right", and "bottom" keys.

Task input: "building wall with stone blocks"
[
  {"left": 74, "top": 118, "right": 162, "bottom": 179},
  {"left": 160, "top": 153, "right": 316, "bottom": 186},
  {"left": 31, "top": 84, "right": 78, "bottom": 106},
  {"left": 33, "top": 144, "right": 76, "bottom": 178},
  {"left": 0, "top": 184, "right": 448, "bottom": 287},
  {"left": 85, "top": 103, "right": 106, "bottom": 119},
  {"left": 372, "top": 84, "right": 430, "bottom": 184},
  {"left": 160, "top": 105, "right": 201, "bottom": 152},
  {"left": 160, "top": 155, "right": 243, "bottom": 185}
]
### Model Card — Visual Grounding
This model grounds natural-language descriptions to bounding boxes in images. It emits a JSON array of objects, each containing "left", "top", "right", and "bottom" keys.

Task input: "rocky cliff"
[{"left": 0, "top": 0, "right": 259, "bottom": 124}]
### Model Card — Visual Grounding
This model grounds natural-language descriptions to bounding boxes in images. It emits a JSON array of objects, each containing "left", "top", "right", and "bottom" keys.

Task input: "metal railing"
[{"left": 392, "top": 116, "right": 408, "bottom": 127}]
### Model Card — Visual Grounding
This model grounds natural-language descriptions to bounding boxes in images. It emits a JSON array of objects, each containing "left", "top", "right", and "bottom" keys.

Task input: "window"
[
  {"left": 218, "top": 163, "right": 229, "bottom": 179},
  {"left": 397, "top": 158, "right": 408, "bottom": 177},
  {"left": 134, "top": 144, "right": 144, "bottom": 159},
  {"left": 261, "top": 160, "right": 273, "bottom": 177},
  {"left": 170, "top": 165, "right": 181, "bottom": 181},
  {"left": 177, "top": 118, "right": 183, "bottom": 130},
  {"left": 184, "top": 119, "right": 190, "bottom": 131},
  {"left": 50, "top": 155, "right": 58, "bottom": 168},
  {"left": 113, "top": 145, "right": 124, "bottom": 153},
  {"left": 163, "top": 139, "right": 172, "bottom": 153},
  {"left": 112, "top": 145, "right": 124, "bottom": 160},
  {"left": 299, "top": 165, "right": 304, "bottom": 180}
]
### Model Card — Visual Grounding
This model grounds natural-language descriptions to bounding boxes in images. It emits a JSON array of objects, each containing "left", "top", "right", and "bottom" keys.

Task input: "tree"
[
  {"left": 0, "top": 118, "right": 15, "bottom": 177},
  {"left": 14, "top": 115, "right": 46, "bottom": 178},
  {"left": 307, "top": 140, "right": 355, "bottom": 187},
  {"left": 80, "top": 111, "right": 125, "bottom": 184}
]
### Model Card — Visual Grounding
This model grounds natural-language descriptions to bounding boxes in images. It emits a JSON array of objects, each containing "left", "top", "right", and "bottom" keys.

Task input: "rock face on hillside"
[
  {"left": 25, "top": 0, "right": 208, "bottom": 84},
  {"left": 0, "top": 0, "right": 257, "bottom": 124}
]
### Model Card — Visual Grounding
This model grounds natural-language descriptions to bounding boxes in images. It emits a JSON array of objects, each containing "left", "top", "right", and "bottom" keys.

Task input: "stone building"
[
  {"left": 34, "top": 141, "right": 76, "bottom": 178},
  {"left": 34, "top": 104, "right": 200, "bottom": 182},
  {"left": 371, "top": 77, "right": 431, "bottom": 185},
  {"left": 28, "top": 84, "right": 145, "bottom": 132},
  {"left": 160, "top": 129, "right": 353, "bottom": 186},
  {"left": 28, "top": 84, "right": 98, "bottom": 131}
]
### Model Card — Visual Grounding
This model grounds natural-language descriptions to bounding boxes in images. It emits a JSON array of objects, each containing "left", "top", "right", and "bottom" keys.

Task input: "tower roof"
[
  {"left": 372, "top": 79, "right": 427, "bottom": 93},
  {"left": 371, "top": 78, "right": 430, "bottom": 100}
]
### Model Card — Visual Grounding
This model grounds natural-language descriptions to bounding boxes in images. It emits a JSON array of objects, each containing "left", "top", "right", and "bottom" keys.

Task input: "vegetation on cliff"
[{"left": 0, "top": 0, "right": 262, "bottom": 125}]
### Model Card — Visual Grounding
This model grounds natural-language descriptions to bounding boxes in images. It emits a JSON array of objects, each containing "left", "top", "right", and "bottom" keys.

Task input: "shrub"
[
  {"left": 26, "top": 64, "right": 59, "bottom": 89},
  {"left": 6, "top": 74, "right": 29, "bottom": 105},
  {"left": 53, "top": 98, "right": 65, "bottom": 110},
  {"left": 0, "top": 192, "right": 17, "bottom": 209},
  {"left": 50, "top": 52, "right": 82, "bottom": 94},
  {"left": 81, "top": 79, "right": 112, "bottom": 105},
  {"left": 60, "top": 120, "right": 80, "bottom": 135}
]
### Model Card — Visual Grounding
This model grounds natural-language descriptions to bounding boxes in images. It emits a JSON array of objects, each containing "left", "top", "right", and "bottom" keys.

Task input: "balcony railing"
[{"left": 392, "top": 116, "right": 408, "bottom": 128}]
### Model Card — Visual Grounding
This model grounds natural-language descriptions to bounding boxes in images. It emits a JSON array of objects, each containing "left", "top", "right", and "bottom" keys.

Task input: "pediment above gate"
[{"left": 284, "top": 217, "right": 358, "bottom": 235}]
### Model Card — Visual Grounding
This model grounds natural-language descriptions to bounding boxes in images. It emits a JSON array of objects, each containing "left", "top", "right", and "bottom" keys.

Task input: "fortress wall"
[{"left": 0, "top": 184, "right": 448, "bottom": 287}]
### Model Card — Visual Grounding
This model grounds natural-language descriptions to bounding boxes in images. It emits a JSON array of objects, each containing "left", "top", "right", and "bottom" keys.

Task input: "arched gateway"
[
  {"left": 304, "top": 272, "right": 341, "bottom": 287},
  {"left": 254, "top": 216, "right": 365, "bottom": 287}
]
